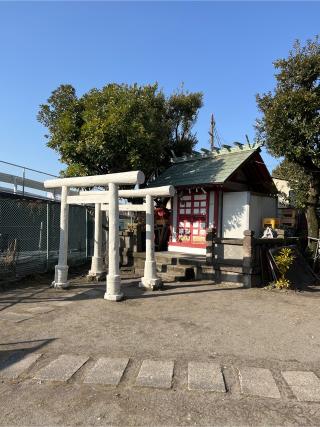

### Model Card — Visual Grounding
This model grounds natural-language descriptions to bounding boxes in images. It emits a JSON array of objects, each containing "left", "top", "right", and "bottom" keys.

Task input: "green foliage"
[
  {"left": 256, "top": 37, "right": 320, "bottom": 168},
  {"left": 256, "top": 36, "right": 320, "bottom": 237},
  {"left": 272, "top": 159, "right": 311, "bottom": 209},
  {"left": 274, "top": 247, "right": 295, "bottom": 289},
  {"left": 37, "top": 83, "right": 203, "bottom": 179}
]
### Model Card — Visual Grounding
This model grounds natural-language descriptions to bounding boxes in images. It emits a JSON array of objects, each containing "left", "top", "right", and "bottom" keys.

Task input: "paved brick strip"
[
  {"left": 84, "top": 357, "right": 129, "bottom": 385},
  {"left": 188, "top": 362, "right": 226, "bottom": 392},
  {"left": 135, "top": 360, "right": 174, "bottom": 389},
  {"left": 34, "top": 354, "right": 89, "bottom": 382},
  {"left": 238, "top": 367, "right": 281, "bottom": 399},
  {"left": 282, "top": 371, "right": 320, "bottom": 402},
  {"left": 1, "top": 351, "right": 320, "bottom": 402}
]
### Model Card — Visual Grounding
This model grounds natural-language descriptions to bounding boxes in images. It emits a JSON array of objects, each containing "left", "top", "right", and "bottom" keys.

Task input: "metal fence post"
[
  {"left": 85, "top": 208, "right": 88, "bottom": 260},
  {"left": 46, "top": 203, "right": 50, "bottom": 271},
  {"left": 22, "top": 168, "right": 25, "bottom": 196}
]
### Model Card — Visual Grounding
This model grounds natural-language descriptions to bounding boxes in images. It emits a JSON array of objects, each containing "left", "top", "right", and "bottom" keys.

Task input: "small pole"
[
  {"left": 46, "top": 203, "right": 50, "bottom": 271},
  {"left": 85, "top": 208, "right": 88, "bottom": 260},
  {"left": 22, "top": 168, "right": 25, "bottom": 196},
  {"left": 13, "top": 176, "right": 17, "bottom": 194},
  {"left": 209, "top": 113, "right": 215, "bottom": 151},
  {"left": 39, "top": 221, "right": 43, "bottom": 250}
]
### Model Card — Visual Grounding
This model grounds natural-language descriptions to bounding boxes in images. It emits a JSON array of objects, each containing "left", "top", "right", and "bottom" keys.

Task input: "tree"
[
  {"left": 256, "top": 36, "right": 320, "bottom": 238},
  {"left": 37, "top": 83, "right": 203, "bottom": 181},
  {"left": 272, "top": 159, "right": 311, "bottom": 209}
]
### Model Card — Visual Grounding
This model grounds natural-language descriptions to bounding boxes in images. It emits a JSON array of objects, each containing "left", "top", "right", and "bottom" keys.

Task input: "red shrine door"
[{"left": 177, "top": 192, "right": 208, "bottom": 246}]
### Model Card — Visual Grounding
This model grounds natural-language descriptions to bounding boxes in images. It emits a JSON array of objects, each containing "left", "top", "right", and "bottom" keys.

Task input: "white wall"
[
  {"left": 249, "top": 194, "right": 277, "bottom": 237},
  {"left": 222, "top": 192, "right": 277, "bottom": 238},
  {"left": 222, "top": 192, "right": 250, "bottom": 238},
  {"left": 208, "top": 191, "right": 215, "bottom": 228}
]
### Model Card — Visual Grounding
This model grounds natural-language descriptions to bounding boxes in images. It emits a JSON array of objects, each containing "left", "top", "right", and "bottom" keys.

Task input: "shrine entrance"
[
  {"left": 177, "top": 216, "right": 207, "bottom": 245},
  {"left": 178, "top": 191, "right": 208, "bottom": 245},
  {"left": 169, "top": 189, "right": 216, "bottom": 254}
]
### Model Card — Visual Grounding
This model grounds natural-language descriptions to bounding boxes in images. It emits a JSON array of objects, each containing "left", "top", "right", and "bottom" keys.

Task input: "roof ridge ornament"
[
  {"left": 172, "top": 141, "right": 261, "bottom": 163},
  {"left": 234, "top": 141, "right": 244, "bottom": 148}
]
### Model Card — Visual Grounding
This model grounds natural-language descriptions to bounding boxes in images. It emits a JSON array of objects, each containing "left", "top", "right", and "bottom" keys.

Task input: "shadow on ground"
[{"left": 0, "top": 338, "right": 57, "bottom": 372}]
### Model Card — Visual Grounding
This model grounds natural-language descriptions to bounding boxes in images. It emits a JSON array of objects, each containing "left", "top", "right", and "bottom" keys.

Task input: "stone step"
[
  {"left": 134, "top": 259, "right": 147, "bottom": 269},
  {"left": 166, "top": 265, "right": 195, "bottom": 280},
  {"left": 201, "top": 265, "right": 243, "bottom": 274},
  {"left": 177, "top": 257, "right": 205, "bottom": 267},
  {"left": 215, "top": 272, "right": 244, "bottom": 284},
  {"left": 197, "top": 272, "right": 215, "bottom": 281},
  {"left": 155, "top": 254, "right": 179, "bottom": 265},
  {"left": 158, "top": 273, "right": 186, "bottom": 283},
  {"left": 135, "top": 266, "right": 192, "bottom": 282},
  {"left": 213, "top": 259, "right": 243, "bottom": 271},
  {"left": 134, "top": 252, "right": 244, "bottom": 284},
  {"left": 156, "top": 263, "right": 168, "bottom": 273},
  {"left": 134, "top": 268, "right": 144, "bottom": 276},
  {"left": 137, "top": 266, "right": 243, "bottom": 284},
  {"left": 195, "top": 266, "right": 244, "bottom": 283},
  {"left": 132, "top": 252, "right": 146, "bottom": 260}
]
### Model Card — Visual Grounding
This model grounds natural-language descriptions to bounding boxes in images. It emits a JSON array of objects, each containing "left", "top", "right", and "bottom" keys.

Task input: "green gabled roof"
[{"left": 149, "top": 145, "right": 259, "bottom": 188}]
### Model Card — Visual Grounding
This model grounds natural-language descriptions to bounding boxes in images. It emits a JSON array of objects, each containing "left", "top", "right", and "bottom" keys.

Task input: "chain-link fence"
[{"left": 0, "top": 195, "right": 93, "bottom": 281}]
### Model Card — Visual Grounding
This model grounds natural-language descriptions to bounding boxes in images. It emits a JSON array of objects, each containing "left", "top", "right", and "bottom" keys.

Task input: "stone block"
[
  {"left": 239, "top": 367, "right": 280, "bottom": 399},
  {"left": 135, "top": 360, "right": 174, "bottom": 389},
  {"left": 84, "top": 357, "right": 129, "bottom": 385},
  {"left": 188, "top": 362, "right": 226, "bottom": 392},
  {"left": 282, "top": 371, "right": 320, "bottom": 402},
  {"left": 34, "top": 354, "right": 89, "bottom": 382}
]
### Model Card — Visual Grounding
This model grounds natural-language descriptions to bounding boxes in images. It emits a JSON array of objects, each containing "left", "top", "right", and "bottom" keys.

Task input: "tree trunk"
[{"left": 306, "top": 179, "right": 320, "bottom": 250}]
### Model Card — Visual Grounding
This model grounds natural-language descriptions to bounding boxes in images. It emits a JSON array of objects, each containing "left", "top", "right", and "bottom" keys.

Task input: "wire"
[{"left": 213, "top": 127, "right": 222, "bottom": 148}]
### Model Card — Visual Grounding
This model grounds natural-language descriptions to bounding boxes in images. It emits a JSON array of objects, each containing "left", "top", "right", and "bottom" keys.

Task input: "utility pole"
[{"left": 209, "top": 113, "right": 215, "bottom": 150}]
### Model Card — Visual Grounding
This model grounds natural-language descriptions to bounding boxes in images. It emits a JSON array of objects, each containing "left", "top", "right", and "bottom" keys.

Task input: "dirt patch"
[{"left": 1, "top": 274, "right": 320, "bottom": 425}]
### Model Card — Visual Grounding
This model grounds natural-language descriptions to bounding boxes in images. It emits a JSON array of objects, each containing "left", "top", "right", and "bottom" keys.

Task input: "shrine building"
[{"left": 149, "top": 142, "right": 278, "bottom": 255}]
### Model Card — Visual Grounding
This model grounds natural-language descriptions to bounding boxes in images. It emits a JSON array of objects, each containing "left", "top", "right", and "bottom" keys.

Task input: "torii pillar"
[
  {"left": 104, "top": 183, "right": 123, "bottom": 301},
  {"left": 88, "top": 203, "right": 105, "bottom": 279},
  {"left": 54, "top": 185, "right": 69, "bottom": 288},
  {"left": 140, "top": 194, "right": 162, "bottom": 290}
]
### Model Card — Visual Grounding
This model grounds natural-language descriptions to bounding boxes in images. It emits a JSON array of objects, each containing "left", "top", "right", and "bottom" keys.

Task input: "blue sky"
[{"left": 0, "top": 1, "right": 319, "bottom": 180}]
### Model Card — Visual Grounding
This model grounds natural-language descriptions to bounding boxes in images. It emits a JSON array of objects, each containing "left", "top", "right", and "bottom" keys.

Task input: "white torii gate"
[
  {"left": 72, "top": 185, "right": 175, "bottom": 290},
  {"left": 44, "top": 171, "right": 174, "bottom": 300},
  {"left": 44, "top": 171, "right": 144, "bottom": 301}
]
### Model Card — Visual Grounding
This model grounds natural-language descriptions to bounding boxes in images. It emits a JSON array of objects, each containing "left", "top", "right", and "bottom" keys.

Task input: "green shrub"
[{"left": 274, "top": 248, "right": 295, "bottom": 289}]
